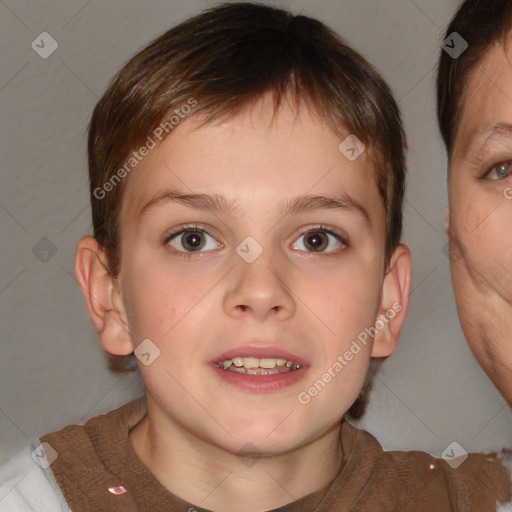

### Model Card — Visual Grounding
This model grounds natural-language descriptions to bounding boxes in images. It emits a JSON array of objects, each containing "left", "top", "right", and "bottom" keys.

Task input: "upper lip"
[{"left": 212, "top": 343, "right": 310, "bottom": 367}]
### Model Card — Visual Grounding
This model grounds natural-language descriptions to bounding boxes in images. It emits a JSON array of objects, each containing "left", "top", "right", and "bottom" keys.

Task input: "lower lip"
[{"left": 211, "top": 363, "right": 308, "bottom": 392}]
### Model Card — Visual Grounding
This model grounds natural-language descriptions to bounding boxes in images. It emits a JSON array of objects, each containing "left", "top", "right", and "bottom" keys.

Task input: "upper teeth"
[{"left": 220, "top": 357, "right": 296, "bottom": 369}]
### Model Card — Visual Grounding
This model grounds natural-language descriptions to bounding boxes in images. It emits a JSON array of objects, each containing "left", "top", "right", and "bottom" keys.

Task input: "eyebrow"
[
  {"left": 483, "top": 122, "right": 512, "bottom": 144},
  {"left": 138, "top": 189, "right": 370, "bottom": 224},
  {"left": 490, "top": 123, "right": 512, "bottom": 136},
  {"left": 464, "top": 122, "right": 512, "bottom": 158}
]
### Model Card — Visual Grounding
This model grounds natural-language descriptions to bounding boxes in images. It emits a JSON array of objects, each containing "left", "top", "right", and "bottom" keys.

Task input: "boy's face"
[{"left": 92, "top": 95, "right": 408, "bottom": 455}]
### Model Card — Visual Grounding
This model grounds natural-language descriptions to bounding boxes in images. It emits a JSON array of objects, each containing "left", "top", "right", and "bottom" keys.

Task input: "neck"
[{"left": 129, "top": 394, "right": 344, "bottom": 512}]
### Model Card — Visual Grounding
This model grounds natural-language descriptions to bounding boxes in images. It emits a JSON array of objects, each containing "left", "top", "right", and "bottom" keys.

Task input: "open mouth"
[{"left": 215, "top": 357, "right": 302, "bottom": 375}]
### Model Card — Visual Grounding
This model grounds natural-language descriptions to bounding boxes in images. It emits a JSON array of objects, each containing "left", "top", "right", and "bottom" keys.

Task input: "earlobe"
[
  {"left": 371, "top": 244, "right": 412, "bottom": 358},
  {"left": 74, "top": 236, "right": 134, "bottom": 356}
]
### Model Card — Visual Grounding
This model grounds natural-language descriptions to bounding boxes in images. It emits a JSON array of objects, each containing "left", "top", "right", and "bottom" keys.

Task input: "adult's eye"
[{"left": 484, "top": 160, "right": 512, "bottom": 180}]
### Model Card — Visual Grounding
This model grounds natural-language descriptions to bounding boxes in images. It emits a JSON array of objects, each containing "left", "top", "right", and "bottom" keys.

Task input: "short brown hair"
[
  {"left": 87, "top": 1, "right": 407, "bottom": 419},
  {"left": 437, "top": 0, "right": 512, "bottom": 157}
]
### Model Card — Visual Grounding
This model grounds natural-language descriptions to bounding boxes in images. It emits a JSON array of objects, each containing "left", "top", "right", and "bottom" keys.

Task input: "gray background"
[{"left": 1, "top": 0, "right": 510, "bottom": 467}]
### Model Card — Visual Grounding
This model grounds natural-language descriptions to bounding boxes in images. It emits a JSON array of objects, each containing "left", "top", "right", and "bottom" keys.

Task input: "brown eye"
[
  {"left": 291, "top": 227, "right": 346, "bottom": 254},
  {"left": 180, "top": 231, "right": 205, "bottom": 251},
  {"left": 304, "top": 231, "right": 328, "bottom": 252},
  {"left": 167, "top": 229, "right": 220, "bottom": 253}
]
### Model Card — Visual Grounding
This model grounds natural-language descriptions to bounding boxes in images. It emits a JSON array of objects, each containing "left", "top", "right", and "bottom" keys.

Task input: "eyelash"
[
  {"left": 163, "top": 223, "right": 348, "bottom": 259},
  {"left": 482, "top": 159, "right": 512, "bottom": 180}
]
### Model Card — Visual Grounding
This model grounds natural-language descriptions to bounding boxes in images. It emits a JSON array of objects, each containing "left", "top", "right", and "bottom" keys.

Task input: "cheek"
[
  {"left": 451, "top": 186, "right": 512, "bottom": 298},
  {"left": 316, "top": 268, "right": 381, "bottom": 345},
  {"left": 121, "top": 265, "right": 181, "bottom": 339},
  {"left": 450, "top": 182, "right": 488, "bottom": 247}
]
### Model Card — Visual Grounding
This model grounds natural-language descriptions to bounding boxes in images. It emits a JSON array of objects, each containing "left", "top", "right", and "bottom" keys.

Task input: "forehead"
[
  {"left": 120, "top": 96, "right": 384, "bottom": 230},
  {"left": 454, "top": 38, "right": 512, "bottom": 160}
]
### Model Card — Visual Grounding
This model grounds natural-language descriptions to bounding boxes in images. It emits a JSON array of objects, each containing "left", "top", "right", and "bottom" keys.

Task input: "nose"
[{"left": 224, "top": 248, "right": 296, "bottom": 322}]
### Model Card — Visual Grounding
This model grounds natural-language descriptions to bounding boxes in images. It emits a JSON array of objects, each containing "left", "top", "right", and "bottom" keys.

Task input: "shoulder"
[
  {"left": 343, "top": 423, "right": 512, "bottom": 510},
  {"left": 497, "top": 450, "right": 512, "bottom": 511},
  {"left": 385, "top": 446, "right": 512, "bottom": 510},
  {"left": 0, "top": 442, "right": 71, "bottom": 511}
]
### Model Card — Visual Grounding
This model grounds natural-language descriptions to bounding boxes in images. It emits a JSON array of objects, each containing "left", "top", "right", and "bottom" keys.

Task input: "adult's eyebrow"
[
  {"left": 138, "top": 189, "right": 370, "bottom": 224},
  {"left": 463, "top": 122, "right": 512, "bottom": 159}
]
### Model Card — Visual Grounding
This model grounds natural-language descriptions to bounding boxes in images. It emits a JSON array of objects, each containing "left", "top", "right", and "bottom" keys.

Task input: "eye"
[
  {"left": 291, "top": 226, "right": 347, "bottom": 255},
  {"left": 164, "top": 223, "right": 347, "bottom": 258},
  {"left": 165, "top": 225, "right": 221, "bottom": 255},
  {"left": 484, "top": 160, "right": 512, "bottom": 180}
]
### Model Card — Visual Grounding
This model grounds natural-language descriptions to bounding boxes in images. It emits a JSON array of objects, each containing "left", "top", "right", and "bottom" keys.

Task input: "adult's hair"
[
  {"left": 437, "top": 0, "right": 512, "bottom": 157},
  {"left": 87, "top": 1, "right": 407, "bottom": 418}
]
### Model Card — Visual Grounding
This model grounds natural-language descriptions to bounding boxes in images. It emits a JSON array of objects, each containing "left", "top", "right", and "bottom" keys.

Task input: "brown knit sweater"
[{"left": 39, "top": 397, "right": 512, "bottom": 511}]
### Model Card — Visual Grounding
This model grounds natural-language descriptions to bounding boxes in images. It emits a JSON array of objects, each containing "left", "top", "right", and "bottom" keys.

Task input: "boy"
[{"left": 1, "top": 2, "right": 511, "bottom": 510}]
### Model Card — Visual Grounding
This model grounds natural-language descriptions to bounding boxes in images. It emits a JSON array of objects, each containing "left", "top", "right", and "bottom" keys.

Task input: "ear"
[
  {"left": 371, "top": 244, "right": 412, "bottom": 358},
  {"left": 74, "top": 235, "right": 134, "bottom": 356}
]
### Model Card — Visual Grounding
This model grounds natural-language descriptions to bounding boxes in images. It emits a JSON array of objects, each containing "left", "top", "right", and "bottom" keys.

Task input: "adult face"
[{"left": 448, "top": 37, "right": 512, "bottom": 407}]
